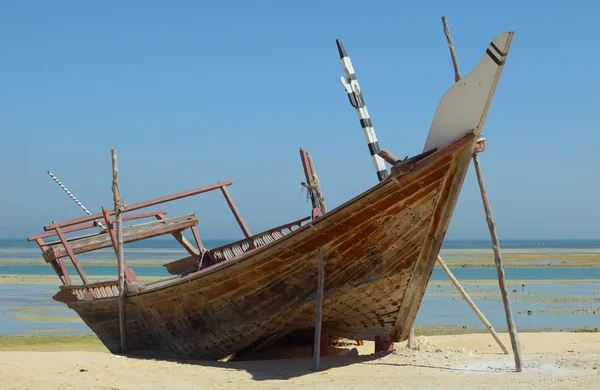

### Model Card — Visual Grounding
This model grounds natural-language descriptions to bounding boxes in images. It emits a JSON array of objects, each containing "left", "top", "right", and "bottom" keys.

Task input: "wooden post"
[
  {"left": 473, "top": 155, "right": 522, "bottom": 371},
  {"left": 312, "top": 247, "right": 324, "bottom": 371},
  {"left": 111, "top": 149, "right": 127, "bottom": 354},
  {"left": 437, "top": 255, "right": 509, "bottom": 354},
  {"left": 407, "top": 327, "right": 415, "bottom": 349},
  {"left": 441, "top": 15, "right": 522, "bottom": 371},
  {"left": 307, "top": 152, "right": 327, "bottom": 213},
  {"left": 442, "top": 16, "right": 462, "bottom": 83}
]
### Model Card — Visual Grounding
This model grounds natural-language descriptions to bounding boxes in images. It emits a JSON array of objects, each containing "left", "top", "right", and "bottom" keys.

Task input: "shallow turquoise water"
[
  {"left": 2, "top": 238, "right": 599, "bottom": 336},
  {"left": 1, "top": 281, "right": 598, "bottom": 336},
  {"left": 2, "top": 264, "right": 599, "bottom": 281}
]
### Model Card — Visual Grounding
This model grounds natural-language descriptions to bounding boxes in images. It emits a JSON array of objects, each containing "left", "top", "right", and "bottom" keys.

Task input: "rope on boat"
[{"left": 47, "top": 171, "right": 106, "bottom": 229}]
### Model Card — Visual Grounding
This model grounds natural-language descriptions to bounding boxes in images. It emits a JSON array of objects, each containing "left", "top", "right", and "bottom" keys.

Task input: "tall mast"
[{"left": 337, "top": 38, "right": 388, "bottom": 182}]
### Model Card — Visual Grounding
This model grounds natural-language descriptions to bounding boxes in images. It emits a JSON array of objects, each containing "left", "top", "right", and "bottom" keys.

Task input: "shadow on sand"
[{"left": 122, "top": 343, "right": 505, "bottom": 381}]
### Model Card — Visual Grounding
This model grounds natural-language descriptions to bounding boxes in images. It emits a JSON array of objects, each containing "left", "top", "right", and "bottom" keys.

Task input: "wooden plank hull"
[{"left": 64, "top": 131, "right": 476, "bottom": 359}]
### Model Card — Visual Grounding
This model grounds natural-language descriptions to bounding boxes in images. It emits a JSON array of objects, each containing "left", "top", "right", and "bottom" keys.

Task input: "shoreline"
[
  {"left": 2, "top": 250, "right": 599, "bottom": 268},
  {"left": 2, "top": 327, "right": 598, "bottom": 351}
]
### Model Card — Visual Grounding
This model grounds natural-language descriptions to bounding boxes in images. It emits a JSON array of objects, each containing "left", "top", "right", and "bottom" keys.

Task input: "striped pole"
[
  {"left": 336, "top": 39, "right": 388, "bottom": 182},
  {"left": 47, "top": 171, "right": 106, "bottom": 229}
]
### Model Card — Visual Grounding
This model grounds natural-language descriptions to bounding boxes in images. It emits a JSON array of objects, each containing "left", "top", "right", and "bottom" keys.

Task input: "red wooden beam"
[
  {"left": 191, "top": 226, "right": 204, "bottom": 253},
  {"left": 220, "top": 186, "right": 252, "bottom": 240},
  {"left": 55, "top": 227, "right": 88, "bottom": 284},
  {"left": 28, "top": 210, "right": 168, "bottom": 242},
  {"left": 36, "top": 238, "right": 71, "bottom": 285},
  {"left": 377, "top": 149, "right": 400, "bottom": 165},
  {"left": 43, "top": 180, "right": 232, "bottom": 231},
  {"left": 102, "top": 206, "right": 119, "bottom": 258},
  {"left": 155, "top": 213, "right": 200, "bottom": 257}
]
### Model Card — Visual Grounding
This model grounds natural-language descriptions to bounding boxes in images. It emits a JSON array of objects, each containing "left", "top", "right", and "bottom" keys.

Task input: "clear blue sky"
[{"left": 1, "top": 1, "right": 598, "bottom": 240}]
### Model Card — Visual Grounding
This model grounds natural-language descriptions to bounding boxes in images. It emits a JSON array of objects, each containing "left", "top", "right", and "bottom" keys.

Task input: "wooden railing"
[
  {"left": 209, "top": 217, "right": 310, "bottom": 263},
  {"left": 60, "top": 280, "right": 120, "bottom": 301}
]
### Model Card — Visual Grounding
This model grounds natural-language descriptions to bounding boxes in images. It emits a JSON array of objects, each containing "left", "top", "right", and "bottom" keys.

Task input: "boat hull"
[{"left": 66, "top": 131, "right": 476, "bottom": 359}]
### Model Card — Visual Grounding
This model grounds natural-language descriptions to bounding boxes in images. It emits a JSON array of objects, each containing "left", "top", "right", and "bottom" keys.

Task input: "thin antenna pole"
[
  {"left": 336, "top": 38, "right": 388, "bottom": 182},
  {"left": 47, "top": 171, "right": 106, "bottom": 230}
]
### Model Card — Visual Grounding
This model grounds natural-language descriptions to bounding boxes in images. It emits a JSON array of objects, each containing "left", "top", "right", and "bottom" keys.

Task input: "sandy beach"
[{"left": 0, "top": 332, "right": 598, "bottom": 389}]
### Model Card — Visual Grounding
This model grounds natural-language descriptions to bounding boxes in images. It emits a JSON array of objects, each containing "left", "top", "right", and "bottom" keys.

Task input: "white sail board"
[{"left": 423, "top": 32, "right": 514, "bottom": 152}]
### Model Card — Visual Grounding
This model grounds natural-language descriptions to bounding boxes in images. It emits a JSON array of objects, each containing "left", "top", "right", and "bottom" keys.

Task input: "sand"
[{"left": 0, "top": 332, "right": 598, "bottom": 389}]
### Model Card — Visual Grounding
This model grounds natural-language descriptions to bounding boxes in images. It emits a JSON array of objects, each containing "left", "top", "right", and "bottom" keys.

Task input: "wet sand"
[
  {"left": 2, "top": 249, "right": 600, "bottom": 268},
  {"left": 0, "top": 333, "right": 598, "bottom": 389}
]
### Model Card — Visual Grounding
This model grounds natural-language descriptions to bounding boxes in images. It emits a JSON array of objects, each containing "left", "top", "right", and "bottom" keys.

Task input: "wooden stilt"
[
  {"left": 312, "top": 247, "right": 324, "bottom": 371},
  {"left": 473, "top": 154, "right": 522, "bottom": 371},
  {"left": 407, "top": 327, "right": 415, "bottom": 349},
  {"left": 437, "top": 255, "right": 509, "bottom": 354},
  {"left": 440, "top": 15, "right": 522, "bottom": 371},
  {"left": 111, "top": 149, "right": 127, "bottom": 354}
]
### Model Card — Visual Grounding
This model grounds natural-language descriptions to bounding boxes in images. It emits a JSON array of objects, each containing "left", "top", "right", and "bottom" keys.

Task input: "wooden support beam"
[
  {"left": 300, "top": 148, "right": 321, "bottom": 218},
  {"left": 111, "top": 149, "right": 127, "bottom": 354},
  {"left": 407, "top": 327, "right": 415, "bottom": 349},
  {"left": 42, "top": 214, "right": 198, "bottom": 262},
  {"left": 101, "top": 206, "right": 119, "bottom": 258},
  {"left": 437, "top": 255, "right": 509, "bottom": 354},
  {"left": 220, "top": 186, "right": 253, "bottom": 241},
  {"left": 442, "top": 16, "right": 462, "bottom": 83},
  {"left": 307, "top": 152, "right": 327, "bottom": 213},
  {"left": 44, "top": 180, "right": 232, "bottom": 231},
  {"left": 473, "top": 154, "right": 522, "bottom": 371},
  {"left": 155, "top": 213, "right": 200, "bottom": 257},
  {"left": 377, "top": 149, "right": 401, "bottom": 165},
  {"left": 441, "top": 15, "right": 521, "bottom": 370},
  {"left": 300, "top": 148, "right": 326, "bottom": 218},
  {"left": 55, "top": 227, "right": 88, "bottom": 284},
  {"left": 312, "top": 246, "right": 324, "bottom": 371},
  {"left": 36, "top": 238, "right": 71, "bottom": 285},
  {"left": 190, "top": 226, "right": 204, "bottom": 253},
  {"left": 375, "top": 336, "right": 395, "bottom": 353}
]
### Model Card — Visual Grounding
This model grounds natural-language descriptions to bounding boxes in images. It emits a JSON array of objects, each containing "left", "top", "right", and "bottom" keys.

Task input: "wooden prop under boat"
[{"left": 27, "top": 32, "right": 513, "bottom": 359}]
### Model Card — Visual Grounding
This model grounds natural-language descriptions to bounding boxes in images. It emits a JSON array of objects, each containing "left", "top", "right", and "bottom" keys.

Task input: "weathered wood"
[
  {"left": 377, "top": 149, "right": 401, "bottom": 165},
  {"left": 307, "top": 152, "right": 327, "bottom": 214},
  {"left": 442, "top": 16, "right": 462, "bottom": 83},
  {"left": 111, "top": 149, "right": 127, "bottom": 354},
  {"left": 441, "top": 16, "right": 520, "bottom": 369},
  {"left": 209, "top": 217, "right": 309, "bottom": 263},
  {"left": 474, "top": 154, "right": 522, "bottom": 371},
  {"left": 36, "top": 237, "right": 71, "bottom": 285},
  {"left": 437, "top": 255, "right": 509, "bottom": 354},
  {"left": 43, "top": 181, "right": 231, "bottom": 231},
  {"left": 156, "top": 213, "right": 200, "bottom": 257},
  {"left": 43, "top": 214, "right": 198, "bottom": 262},
  {"left": 312, "top": 247, "right": 324, "bottom": 371},
  {"left": 220, "top": 186, "right": 252, "bottom": 240},
  {"left": 60, "top": 132, "right": 476, "bottom": 359},
  {"left": 54, "top": 227, "right": 88, "bottom": 284},
  {"left": 407, "top": 327, "right": 415, "bottom": 349},
  {"left": 162, "top": 255, "right": 199, "bottom": 275},
  {"left": 29, "top": 210, "right": 168, "bottom": 244},
  {"left": 101, "top": 206, "right": 119, "bottom": 258},
  {"left": 37, "top": 32, "right": 514, "bottom": 359},
  {"left": 191, "top": 226, "right": 205, "bottom": 253}
]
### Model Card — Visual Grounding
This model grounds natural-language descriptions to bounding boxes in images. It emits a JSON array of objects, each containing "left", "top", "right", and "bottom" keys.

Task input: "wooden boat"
[{"left": 28, "top": 32, "right": 513, "bottom": 359}]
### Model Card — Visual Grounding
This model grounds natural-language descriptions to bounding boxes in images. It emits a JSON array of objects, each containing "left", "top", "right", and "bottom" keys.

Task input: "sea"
[{"left": 1, "top": 238, "right": 599, "bottom": 336}]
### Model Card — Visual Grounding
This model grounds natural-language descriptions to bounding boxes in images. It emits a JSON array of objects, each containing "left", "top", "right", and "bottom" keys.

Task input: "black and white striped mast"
[{"left": 336, "top": 38, "right": 388, "bottom": 182}]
